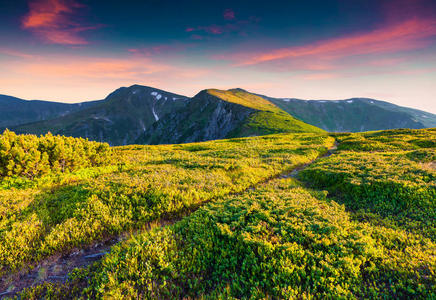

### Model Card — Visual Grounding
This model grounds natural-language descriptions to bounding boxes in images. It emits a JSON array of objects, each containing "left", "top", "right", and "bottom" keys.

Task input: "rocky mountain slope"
[
  {"left": 138, "top": 88, "right": 322, "bottom": 144},
  {"left": 12, "top": 85, "right": 189, "bottom": 145}
]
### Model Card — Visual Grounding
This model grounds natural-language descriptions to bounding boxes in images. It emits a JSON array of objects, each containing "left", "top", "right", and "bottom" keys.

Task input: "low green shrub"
[
  {"left": 0, "top": 130, "right": 112, "bottom": 180},
  {"left": 81, "top": 178, "right": 436, "bottom": 299}
]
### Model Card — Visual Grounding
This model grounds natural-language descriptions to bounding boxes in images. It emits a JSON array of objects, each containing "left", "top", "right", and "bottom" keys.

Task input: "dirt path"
[
  {"left": 283, "top": 141, "right": 337, "bottom": 179},
  {"left": 0, "top": 237, "right": 120, "bottom": 298},
  {"left": 0, "top": 142, "right": 337, "bottom": 298}
]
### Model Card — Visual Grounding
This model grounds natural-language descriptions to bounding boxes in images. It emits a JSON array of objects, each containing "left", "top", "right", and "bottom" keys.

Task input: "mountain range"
[
  {"left": 0, "top": 94, "right": 102, "bottom": 128},
  {"left": 2, "top": 85, "right": 436, "bottom": 145}
]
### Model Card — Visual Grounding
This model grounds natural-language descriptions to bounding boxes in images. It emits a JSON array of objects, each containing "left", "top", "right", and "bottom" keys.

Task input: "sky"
[{"left": 0, "top": 0, "right": 435, "bottom": 113}]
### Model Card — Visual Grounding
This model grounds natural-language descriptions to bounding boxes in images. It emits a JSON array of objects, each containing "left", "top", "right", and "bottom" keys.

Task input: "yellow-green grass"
[
  {"left": 207, "top": 89, "right": 279, "bottom": 112},
  {"left": 12, "top": 128, "right": 436, "bottom": 299},
  {"left": 300, "top": 128, "right": 436, "bottom": 239},
  {"left": 28, "top": 178, "right": 435, "bottom": 299},
  {"left": 0, "top": 132, "right": 333, "bottom": 276}
]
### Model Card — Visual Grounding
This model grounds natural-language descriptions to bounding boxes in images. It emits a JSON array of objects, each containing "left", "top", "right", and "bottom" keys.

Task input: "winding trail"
[{"left": 0, "top": 142, "right": 337, "bottom": 298}]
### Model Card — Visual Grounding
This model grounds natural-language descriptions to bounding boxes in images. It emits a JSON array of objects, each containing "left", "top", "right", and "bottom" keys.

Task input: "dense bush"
[
  {"left": 80, "top": 178, "right": 435, "bottom": 299},
  {"left": 0, "top": 130, "right": 112, "bottom": 179}
]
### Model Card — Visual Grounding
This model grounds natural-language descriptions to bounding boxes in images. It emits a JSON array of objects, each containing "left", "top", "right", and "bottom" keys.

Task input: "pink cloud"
[
  {"left": 21, "top": 0, "right": 99, "bottom": 45},
  {"left": 201, "top": 25, "right": 224, "bottom": 35},
  {"left": 222, "top": 18, "right": 436, "bottom": 66},
  {"left": 223, "top": 9, "right": 235, "bottom": 20},
  {"left": 127, "top": 43, "right": 192, "bottom": 57},
  {"left": 0, "top": 50, "right": 216, "bottom": 102},
  {"left": 0, "top": 48, "right": 36, "bottom": 59},
  {"left": 367, "top": 57, "right": 407, "bottom": 67},
  {"left": 7, "top": 52, "right": 213, "bottom": 83}
]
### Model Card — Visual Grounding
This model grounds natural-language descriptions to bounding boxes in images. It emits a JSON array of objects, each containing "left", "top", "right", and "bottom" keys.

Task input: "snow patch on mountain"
[{"left": 152, "top": 107, "right": 159, "bottom": 121}]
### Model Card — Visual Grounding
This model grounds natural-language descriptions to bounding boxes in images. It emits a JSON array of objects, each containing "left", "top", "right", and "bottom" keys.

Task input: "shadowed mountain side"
[
  {"left": 12, "top": 85, "right": 190, "bottom": 145},
  {"left": 0, "top": 94, "right": 102, "bottom": 128},
  {"left": 262, "top": 96, "right": 436, "bottom": 132}
]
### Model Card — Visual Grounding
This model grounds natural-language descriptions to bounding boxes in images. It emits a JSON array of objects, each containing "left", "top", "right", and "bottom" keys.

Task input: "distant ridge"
[
  {"left": 4, "top": 85, "right": 436, "bottom": 145},
  {"left": 0, "top": 94, "right": 101, "bottom": 128},
  {"left": 259, "top": 95, "right": 436, "bottom": 132}
]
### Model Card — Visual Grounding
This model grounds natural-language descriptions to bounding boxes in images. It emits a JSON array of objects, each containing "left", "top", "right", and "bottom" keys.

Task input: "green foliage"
[
  {"left": 5, "top": 128, "right": 436, "bottom": 299},
  {"left": 0, "top": 132, "right": 333, "bottom": 276},
  {"left": 334, "top": 128, "right": 436, "bottom": 151},
  {"left": 300, "top": 128, "right": 436, "bottom": 239},
  {"left": 0, "top": 130, "right": 112, "bottom": 180},
  {"left": 80, "top": 178, "right": 436, "bottom": 299},
  {"left": 235, "top": 110, "right": 325, "bottom": 137}
]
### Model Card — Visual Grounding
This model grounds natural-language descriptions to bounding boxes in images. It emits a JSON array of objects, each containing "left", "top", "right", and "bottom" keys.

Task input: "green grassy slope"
[
  {"left": 3, "top": 128, "right": 435, "bottom": 299},
  {"left": 299, "top": 128, "right": 436, "bottom": 239},
  {"left": 0, "top": 132, "right": 333, "bottom": 278},
  {"left": 78, "top": 178, "right": 435, "bottom": 299}
]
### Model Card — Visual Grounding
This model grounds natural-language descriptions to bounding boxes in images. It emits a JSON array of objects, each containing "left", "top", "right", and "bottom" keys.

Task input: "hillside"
[
  {"left": 263, "top": 96, "right": 436, "bottom": 132},
  {"left": 0, "top": 94, "right": 101, "bottom": 128},
  {"left": 138, "top": 88, "right": 323, "bottom": 144},
  {"left": 12, "top": 85, "right": 190, "bottom": 146},
  {"left": 0, "top": 129, "right": 434, "bottom": 298},
  {"left": 13, "top": 86, "right": 323, "bottom": 145}
]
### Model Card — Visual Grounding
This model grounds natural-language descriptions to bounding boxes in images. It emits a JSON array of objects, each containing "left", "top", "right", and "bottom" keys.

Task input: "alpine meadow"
[{"left": 1, "top": 0, "right": 436, "bottom": 299}]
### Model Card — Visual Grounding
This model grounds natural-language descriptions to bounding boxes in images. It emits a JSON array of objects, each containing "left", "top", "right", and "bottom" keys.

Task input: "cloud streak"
[
  {"left": 21, "top": 0, "right": 99, "bottom": 45},
  {"left": 0, "top": 48, "right": 36, "bottom": 59},
  {"left": 222, "top": 18, "right": 436, "bottom": 66}
]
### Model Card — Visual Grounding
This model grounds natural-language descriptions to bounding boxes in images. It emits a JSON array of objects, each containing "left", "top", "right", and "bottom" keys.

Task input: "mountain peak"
[{"left": 228, "top": 88, "right": 248, "bottom": 93}]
